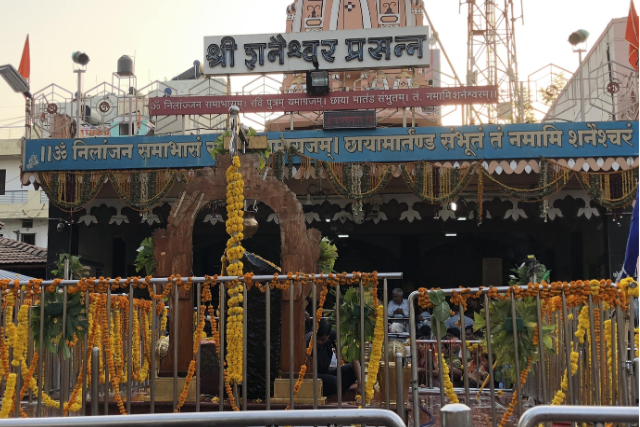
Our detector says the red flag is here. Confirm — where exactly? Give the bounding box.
[626,1,639,71]
[17,35,30,81]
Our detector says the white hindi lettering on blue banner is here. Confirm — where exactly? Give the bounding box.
[23,121,638,172]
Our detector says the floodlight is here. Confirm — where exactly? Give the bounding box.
[568,30,590,46]
[306,69,330,96]
[71,51,90,66]
[0,64,29,94]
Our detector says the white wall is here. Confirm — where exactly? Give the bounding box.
[545,18,637,122]
[1,142,49,248]
[0,218,48,248]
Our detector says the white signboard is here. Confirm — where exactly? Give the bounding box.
[203,26,430,75]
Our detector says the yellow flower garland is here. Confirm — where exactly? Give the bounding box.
[439,352,459,403]
[0,373,16,418]
[11,305,29,367]
[575,306,589,344]
[132,307,141,382]
[364,304,384,404]
[224,155,245,392]
[226,282,244,384]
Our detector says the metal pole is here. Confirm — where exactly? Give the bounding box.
[441,403,473,427]
[104,288,111,415]
[0,409,408,427]
[76,70,83,138]
[242,283,247,411]
[408,292,419,427]
[336,280,342,408]
[127,285,133,414]
[435,318,445,405]
[359,280,366,409]
[150,284,156,414]
[587,295,600,405]
[36,283,44,417]
[561,290,574,404]
[615,306,629,406]
[395,353,404,422]
[517,405,640,427]
[598,300,607,406]
[60,286,68,417]
[289,280,294,410]
[610,312,617,404]
[518,81,525,123]
[383,278,390,409]
[218,281,225,412]
[196,282,201,412]
[311,279,317,410]
[265,283,270,411]
[510,293,523,417]
[81,289,89,416]
[536,295,547,403]
[484,293,497,427]
[427,347,433,389]
[578,50,585,122]
[173,281,179,412]
[91,347,99,416]
[459,303,470,404]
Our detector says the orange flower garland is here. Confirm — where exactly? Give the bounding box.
[498,357,531,427]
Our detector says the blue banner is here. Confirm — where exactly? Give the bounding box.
[23,121,638,172]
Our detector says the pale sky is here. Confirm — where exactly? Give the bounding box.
[0,0,634,135]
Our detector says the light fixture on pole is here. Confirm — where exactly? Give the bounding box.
[306,55,329,96]
[72,51,90,138]
[0,64,30,95]
[568,30,589,122]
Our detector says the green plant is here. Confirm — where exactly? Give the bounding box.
[428,289,449,339]
[51,253,84,280]
[317,237,338,274]
[473,297,554,383]
[30,290,88,360]
[208,127,271,170]
[135,237,157,276]
[327,287,375,362]
[508,258,550,286]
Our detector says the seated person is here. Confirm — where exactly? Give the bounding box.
[305,319,358,398]
[438,328,465,388]
[417,309,432,329]
[388,288,409,319]
[444,304,475,332]
[468,352,490,388]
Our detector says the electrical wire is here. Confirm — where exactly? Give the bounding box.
[409,397,436,427]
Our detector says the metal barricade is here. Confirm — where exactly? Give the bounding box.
[517,405,639,427]
[0,409,406,427]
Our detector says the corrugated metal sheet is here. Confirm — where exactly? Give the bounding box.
[0,269,33,281]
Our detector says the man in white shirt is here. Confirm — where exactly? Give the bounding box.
[388,288,409,318]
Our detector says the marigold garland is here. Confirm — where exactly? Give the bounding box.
[365,304,384,404]
[439,352,459,404]
[0,373,17,418]
[498,357,531,427]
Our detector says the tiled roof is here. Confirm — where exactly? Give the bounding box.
[0,269,33,281]
[0,238,47,265]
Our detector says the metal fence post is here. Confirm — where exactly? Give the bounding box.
[441,403,473,427]
[91,347,99,416]
[395,353,404,422]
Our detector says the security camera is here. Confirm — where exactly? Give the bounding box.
[56,222,65,232]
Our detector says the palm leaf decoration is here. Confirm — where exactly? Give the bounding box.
[317,237,338,274]
[30,290,89,360]
[474,296,555,383]
[135,237,157,276]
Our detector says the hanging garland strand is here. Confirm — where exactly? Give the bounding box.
[401,161,478,203]
[322,161,394,203]
[109,169,176,212]
[574,168,639,209]
[480,158,574,203]
[38,171,106,212]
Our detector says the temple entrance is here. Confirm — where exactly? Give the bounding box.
[152,154,321,381]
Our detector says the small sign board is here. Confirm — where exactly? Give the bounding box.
[323,110,376,129]
[203,26,429,75]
